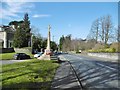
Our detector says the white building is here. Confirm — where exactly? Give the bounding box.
[0,25,15,48]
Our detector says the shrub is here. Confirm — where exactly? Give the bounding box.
[110,42,120,52]
[88,48,116,53]
[92,43,105,50]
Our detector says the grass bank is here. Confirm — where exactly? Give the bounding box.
[1,59,59,89]
[0,52,34,60]
[0,52,16,60]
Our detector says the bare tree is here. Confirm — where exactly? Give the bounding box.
[99,16,105,43]
[104,15,113,45]
[31,26,40,36]
[60,34,72,52]
[112,25,120,43]
[71,39,77,51]
[117,25,120,42]
[88,15,114,45]
[71,38,83,51]
[87,19,99,43]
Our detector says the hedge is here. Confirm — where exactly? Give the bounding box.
[88,48,116,53]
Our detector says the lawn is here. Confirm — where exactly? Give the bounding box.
[1,59,59,90]
[0,52,34,60]
[0,52,16,60]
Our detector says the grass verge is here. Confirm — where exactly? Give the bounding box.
[1,59,59,89]
[0,52,16,60]
[0,52,34,60]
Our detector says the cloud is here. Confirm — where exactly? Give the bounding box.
[1,1,34,20]
[32,14,51,18]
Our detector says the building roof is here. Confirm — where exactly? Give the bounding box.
[0,25,15,33]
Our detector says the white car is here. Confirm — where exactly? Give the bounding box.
[34,52,42,58]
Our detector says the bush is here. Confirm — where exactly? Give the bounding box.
[92,43,105,50]
[88,48,116,53]
[104,48,116,53]
[110,42,120,52]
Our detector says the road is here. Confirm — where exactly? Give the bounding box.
[58,54,120,90]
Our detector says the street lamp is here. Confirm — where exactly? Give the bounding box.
[31,34,33,53]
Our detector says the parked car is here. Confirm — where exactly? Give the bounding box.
[13,53,31,60]
[34,52,43,58]
[76,50,82,53]
[53,52,62,56]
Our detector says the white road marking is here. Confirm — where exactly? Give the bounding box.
[97,63,116,71]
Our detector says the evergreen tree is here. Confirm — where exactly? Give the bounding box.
[51,41,58,51]
[9,21,23,29]
[59,35,64,51]
[59,35,72,51]
[23,13,31,47]
[13,24,26,48]
[40,39,58,51]
[32,35,42,50]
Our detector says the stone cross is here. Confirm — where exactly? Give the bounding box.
[46,25,51,50]
[38,25,54,60]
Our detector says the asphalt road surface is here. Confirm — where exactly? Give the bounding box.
[59,54,120,90]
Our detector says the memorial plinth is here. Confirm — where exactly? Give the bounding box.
[38,25,52,60]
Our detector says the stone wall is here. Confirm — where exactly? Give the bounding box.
[14,48,32,54]
[88,53,119,61]
[0,48,15,53]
